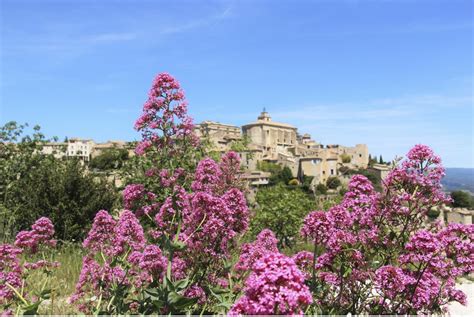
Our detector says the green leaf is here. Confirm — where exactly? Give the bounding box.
[170,241,187,251]
[173,278,190,291]
[22,301,41,315]
[168,292,198,309]
[40,288,52,299]
[343,267,352,278]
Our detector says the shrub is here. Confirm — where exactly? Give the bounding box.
[340,153,351,163]
[450,190,474,208]
[89,148,129,170]
[288,178,299,186]
[298,144,471,315]
[2,73,472,316]
[326,176,341,189]
[250,184,315,248]
[315,183,327,194]
[0,123,119,241]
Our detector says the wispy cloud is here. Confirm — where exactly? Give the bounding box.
[82,32,138,44]
[4,31,139,56]
[160,5,233,34]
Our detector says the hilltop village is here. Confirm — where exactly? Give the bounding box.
[195,110,373,187]
[41,110,384,189]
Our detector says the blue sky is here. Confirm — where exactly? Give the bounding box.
[1,0,473,167]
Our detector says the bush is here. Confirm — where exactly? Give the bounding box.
[450,190,474,208]
[340,154,351,163]
[0,122,119,241]
[89,148,129,170]
[326,176,341,189]
[288,179,299,186]
[250,184,315,248]
[2,73,472,316]
[315,183,327,194]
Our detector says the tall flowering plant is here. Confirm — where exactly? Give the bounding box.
[70,73,249,314]
[297,144,473,315]
[123,73,203,199]
[1,217,59,315]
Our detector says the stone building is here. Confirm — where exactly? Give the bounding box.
[194,121,242,153]
[195,110,370,187]
[242,110,297,159]
[41,142,67,159]
[368,163,391,181]
[66,138,95,162]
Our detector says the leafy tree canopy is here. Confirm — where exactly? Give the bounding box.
[249,184,315,248]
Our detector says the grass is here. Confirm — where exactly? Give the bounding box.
[24,242,84,314]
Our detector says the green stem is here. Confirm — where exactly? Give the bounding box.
[5,283,28,306]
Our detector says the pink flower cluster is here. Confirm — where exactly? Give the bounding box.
[234,229,278,272]
[178,153,249,268]
[14,217,56,253]
[134,73,199,156]
[1,217,58,308]
[191,151,244,194]
[72,210,153,310]
[297,145,473,314]
[122,184,158,217]
[0,244,23,304]
[230,252,312,315]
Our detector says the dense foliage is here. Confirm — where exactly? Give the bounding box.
[250,185,316,248]
[0,122,118,242]
[326,176,342,189]
[450,190,474,208]
[89,148,129,171]
[1,73,473,315]
[256,161,293,185]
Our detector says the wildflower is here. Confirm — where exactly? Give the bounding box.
[230,252,312,315]
[235,229,279,272]
[82,210,116,254]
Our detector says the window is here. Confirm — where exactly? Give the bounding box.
[331,169,334,175]
[359,154,362,157]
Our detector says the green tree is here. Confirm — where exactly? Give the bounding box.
[450,191,474,208]
[229,136,252,155]
[326,176,342,189]
[257,161,282,174]
[0,122,119,241]
[250,185,315,248]
[279,166,294,184]
[90,148,129,170]
[379,155,384,164]
[301,175,314,193]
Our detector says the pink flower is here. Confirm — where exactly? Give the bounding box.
[191,158,222,193]
[139,245,166,277]
[230,252,312,315]
[14,217,56,253]
[184,285,206,305]
[301,210,331,245]
[83,210,116,254]
[375,265,415,299]
[292,250,313,278]
[235,229,279,272]
[113,210,145,255]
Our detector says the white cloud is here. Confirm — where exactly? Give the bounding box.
[160,5,233,35]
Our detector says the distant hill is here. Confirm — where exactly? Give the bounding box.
[442,168,474,194]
